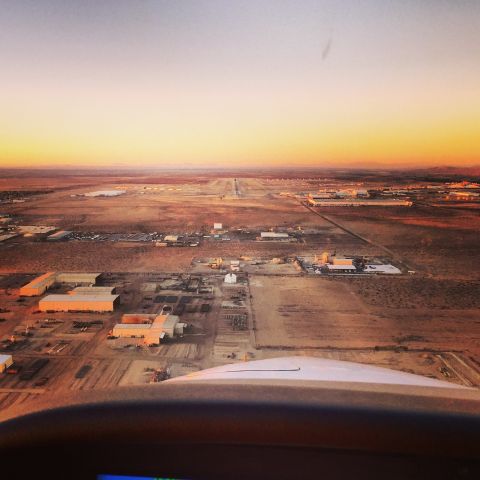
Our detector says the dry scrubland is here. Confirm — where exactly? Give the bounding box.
[4,178,322,237]
[323,207,480,279]
[250,276,480,352]
[0,177,351,271]
[7,194,315,232]
[0,241,320,273]
[250,275,480,386]
[350,277,480,310]
[1,172,480,398]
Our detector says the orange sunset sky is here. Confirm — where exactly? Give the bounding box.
[1,1,479,168]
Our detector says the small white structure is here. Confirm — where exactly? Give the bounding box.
[47,230,72,241]
[213,223,223,230]
[164,235,179,242]
[364,264,402,274]
[260,232,289,239]
[84,190,126,197]
[224,273,237,284]
[355,189,370,198]
[0,354,13,373]
[325,264,356,273]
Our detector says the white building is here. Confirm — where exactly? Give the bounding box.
[213,223,223,230]
[84,190,126,197]
[164,235,179,242]
[224,273,237,284]
[0,354,13,373]
[112,314,186,345]
[325,264,357,273]
[260,232,290,239]
[355,189,370,198]
[47,230,72,241]
[364,264,401,274]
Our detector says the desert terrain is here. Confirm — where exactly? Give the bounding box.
[0,169,479,419]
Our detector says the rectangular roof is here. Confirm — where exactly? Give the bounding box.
[24,272,56,287]
[84,190,126,197]
[70,286,115,294]
[0,354,13,364]
[161,315,180,328]
[364,264,402,274]
[260,232,289,237]
[40,294,119,303]
[56,272,101,281]
[47,230,72,239]
[113,323,151,329]
[326,264,356,270]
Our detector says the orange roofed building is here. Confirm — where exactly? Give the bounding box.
[39,294,119,312]
[19,272,56,296]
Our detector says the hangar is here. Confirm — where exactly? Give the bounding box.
[112,314,187,345]
[19,272,101,296]
[56,272,100,284]
[39,294,119,312]
[19,272,56,296]
[68,286,116,295]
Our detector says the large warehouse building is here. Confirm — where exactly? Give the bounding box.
[20,272,101,296]
[112,314,186,345]
[68,286,115,295]
[19,272,56,296]
[307,195,412,207]
[39,294,119,312]
[56,272,100,284]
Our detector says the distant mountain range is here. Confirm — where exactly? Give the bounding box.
[410,165,480,179]
[409,165,480,177]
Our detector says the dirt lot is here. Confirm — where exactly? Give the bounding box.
[250,275,480,386]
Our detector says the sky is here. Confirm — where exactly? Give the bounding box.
[1,0,479,169]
